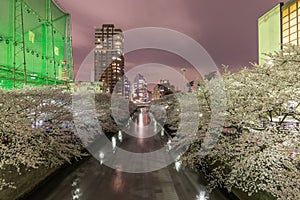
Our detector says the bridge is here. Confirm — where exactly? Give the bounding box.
[134,102,151,108]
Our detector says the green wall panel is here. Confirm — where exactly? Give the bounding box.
[258,4,282,65]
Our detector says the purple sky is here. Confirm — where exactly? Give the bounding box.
[57,0,288,80]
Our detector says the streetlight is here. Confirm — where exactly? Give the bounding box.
[181,68,186,92]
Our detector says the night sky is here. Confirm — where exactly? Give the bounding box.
[56,0,288,81]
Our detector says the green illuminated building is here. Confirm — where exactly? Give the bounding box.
[259,0,300,65]
[258,4,282,65]
[0,0,74,89]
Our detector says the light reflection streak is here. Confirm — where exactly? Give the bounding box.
[196,191,209,200]
[71,177,82,200]
[112,166,124,192]
[175,155,182,172]
[161,128,164,137]
[112,136,116,153]
[167,139,172,151]
[118,130,123,142]
[99,152,105,165]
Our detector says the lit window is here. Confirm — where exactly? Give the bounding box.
[291,39,297,45]
[283,16,289,24]
[290,18,297,26]
[283,8,289,17]
[290,32,297,41]
[290,11,297,19]
[283,36,289,44]
[290,25,297,33]
[290,3,297,12]
[283,29,289,38]
[283,22,289,31]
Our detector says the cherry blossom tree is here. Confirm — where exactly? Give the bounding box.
[0,86,84,190]
[180,45,300,199]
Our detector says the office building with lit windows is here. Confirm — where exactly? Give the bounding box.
[94,24,124,94]
[152,79,175,100]
[123,76,131,99]
[258,0,300,64]
[133,74,148,102]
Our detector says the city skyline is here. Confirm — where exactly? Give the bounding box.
[55,0,289,81]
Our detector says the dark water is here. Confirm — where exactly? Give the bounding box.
[22,108,234,200]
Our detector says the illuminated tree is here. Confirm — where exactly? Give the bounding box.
[180,45,300,199]
[0,87,83,190]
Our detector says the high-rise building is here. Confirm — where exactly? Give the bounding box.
[258,0,300,65]
[152,79,175,100]
[94,24,124,94]
[133,74,148,102]
[123,76,131,99]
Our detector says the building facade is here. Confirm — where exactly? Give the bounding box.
[123,76,130,99]
[258,0,300,64]
[94,24,124,94]
[0,0,74,89]
[281,1,300,46]
[133,74,148,102]
[152,79,175,100]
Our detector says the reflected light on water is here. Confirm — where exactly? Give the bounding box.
[175,156,182,172]
[71,177,82,200]
[112,137,116,153]
[154,120,157,132]
[99,152,105,165]
[137,110,145,145]
[72,188,81,200]
[138,112,143,127]
[167,139,172,151]
[112,166,124,192]
[161,128,164,137]
[137,124,144,145]
[196,191,209,200]
[118,130,123,142]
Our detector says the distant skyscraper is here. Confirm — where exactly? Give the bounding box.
[153,79,175,100]
[133,74,148,102]
[123,76,131,99]
[94,24,124,94]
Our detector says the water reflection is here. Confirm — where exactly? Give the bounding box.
[154,120,157,132]
[99,152,105,165]
[167,139,172,152]
[175,156,182,172]
[136,108,150,144]
[72,188,81,200]
[112,137,116,153]
[136,107,150,127]
[161,128,164,137]
[118,130,123,142]
[71,177,82,200]
[112,166,124,192]
[196,191,209,200]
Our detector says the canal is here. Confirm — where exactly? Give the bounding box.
[22,107,235,200]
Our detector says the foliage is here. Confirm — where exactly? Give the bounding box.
[0,86,84,190]
[181,45,300,199]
